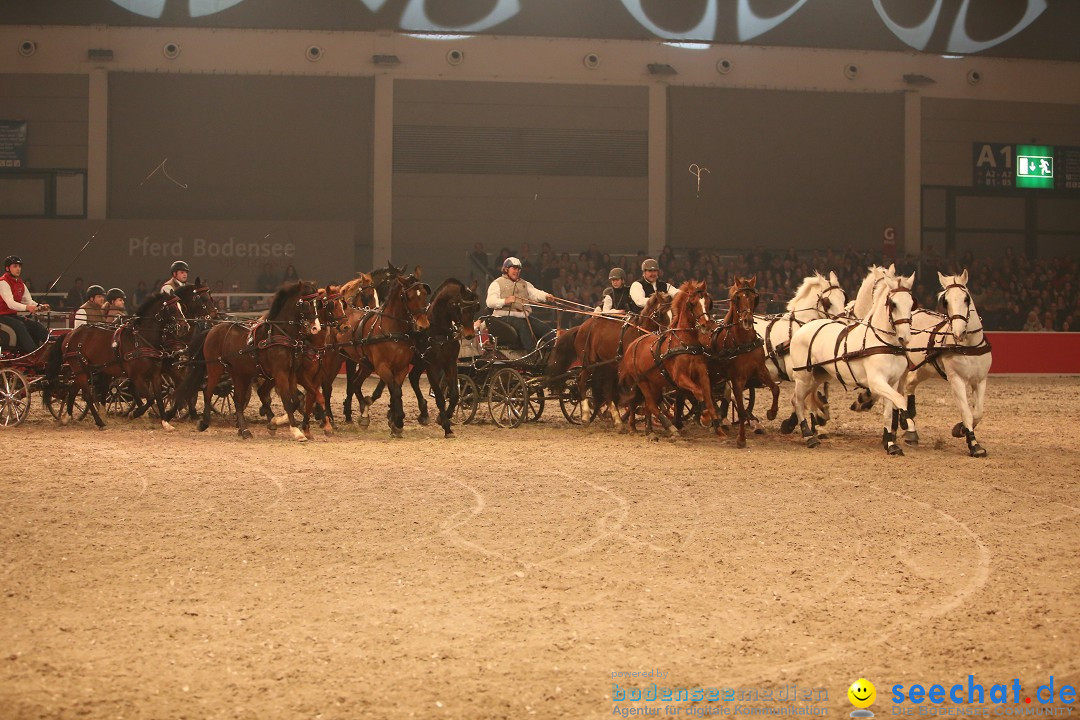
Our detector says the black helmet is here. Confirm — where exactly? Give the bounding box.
[4,255,22,269]
[85,285,106,299]
[170,260,189,274]
[106,288,126,302]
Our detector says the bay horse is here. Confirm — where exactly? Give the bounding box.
[46,292,189,431]
[617,281,717,439]
[789,272,915,454]
[549,291,673,428]
[705,276,780,448]
[167,280,220,419]
[257,285,349,439]
[333,272,430,436]
[896,270,992,457]
[341,265,399,424]
[174,281,322,440]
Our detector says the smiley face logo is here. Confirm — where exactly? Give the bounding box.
[848,678,876,709]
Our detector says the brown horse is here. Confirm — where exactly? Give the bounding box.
[257,285,348,439]
[46,292,190,430]
[166,280,221,419]
[334,273,430,436]
[617,281,717,439]
[549,292,673,427]
[174,281,322,440]
[703,276,780,448]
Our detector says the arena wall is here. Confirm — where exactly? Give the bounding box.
[984,332,1080,375]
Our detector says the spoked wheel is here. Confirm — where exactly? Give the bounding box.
[147,375,177,419]
[559,382,593,425]
[487,368,528,428]
[43,377,89,423]
[525,384,545,423]
[440,374,479,425]
[103,378,136,417]
[210,382,235,417]
[0,368,31,426]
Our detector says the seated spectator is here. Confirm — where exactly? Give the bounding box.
[1022,310,1043,332]
[256,263,279,293]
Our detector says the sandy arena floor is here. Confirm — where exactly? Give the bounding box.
[1,376,1078,719]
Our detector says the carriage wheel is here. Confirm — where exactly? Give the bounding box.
[487,368,528,428]
[147,375,177,419]
[0,368,31,426]
[440,374,479,425]
[559,382,593,425]
[43,377,89,422]
[210,383,235,417]
[103,378,136,417]
[526,384,545,422]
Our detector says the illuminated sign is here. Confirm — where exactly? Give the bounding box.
[1015,144,1054,189]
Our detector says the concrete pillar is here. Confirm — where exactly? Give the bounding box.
[648,83,668,257]
[87,68,108,219]
[904,90,922,258]
[372,74,394,269]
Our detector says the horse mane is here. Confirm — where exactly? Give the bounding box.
[786,273,827,313]
[132,292,169,327]
[641,290,671,315]
[267,281,308,320]
[431,277,464,302]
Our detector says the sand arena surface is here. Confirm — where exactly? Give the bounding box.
[1,376,1078,719]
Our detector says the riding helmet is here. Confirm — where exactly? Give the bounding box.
[502,257,522,270]
[85,284,106,299]
[609,267,626,281]
[170,260,189,274]
[106,287,127,301]
[641,258,660,272]
[4,255,22,269]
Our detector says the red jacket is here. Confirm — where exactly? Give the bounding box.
[0,272,26,316]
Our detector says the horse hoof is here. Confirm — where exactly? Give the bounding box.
[753,427,765,435]
[390,426,403,438]
[417,414,430,426]
[444,430,455,438]
[887,444,905,456]
[198,420,209,432]
[766,410,778,421]
[161,421,175,433]
[951,422,965,438]
[97,424,107,431]
[779,417,796,434]
[816,431,829,440]
[904,431,919,445]
[240,429,253,440]
[736,438,747,449]
[323,428,334,437]
[970,444,987,458]
[358,417,370,428]
[805,436,820,449]
[303,431,314,441]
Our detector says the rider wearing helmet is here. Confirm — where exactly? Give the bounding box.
[73,284,107,328]
[0,255,51,354]
[161,260,189,295]
[105,288,127,323]
[597,267,632,314]
[485,256,555,349]
[629,258,678,310]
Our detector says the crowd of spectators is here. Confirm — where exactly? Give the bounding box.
[468,241,1080,331]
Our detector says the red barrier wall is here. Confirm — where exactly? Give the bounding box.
[985,332,1080,374]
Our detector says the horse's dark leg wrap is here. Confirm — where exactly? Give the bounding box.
[883,416,904,455]
[907,393,917,419]
[800,419,820,448]
[891,408,900,433]
[964,427,987,458]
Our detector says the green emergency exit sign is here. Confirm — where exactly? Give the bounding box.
[1016,144,1054,188]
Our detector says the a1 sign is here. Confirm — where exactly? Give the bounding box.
[973,143,1015,188]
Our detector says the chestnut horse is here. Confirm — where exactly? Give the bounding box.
[333,273,430,436]
[46,292,189,430]
[549,291,673,428]
[703,276,780,448]
[617,281,717,439]
[173,281,322,440]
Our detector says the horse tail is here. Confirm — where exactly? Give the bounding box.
[173,327,210,409]
[547,325,581,386]
[44,336,64,382]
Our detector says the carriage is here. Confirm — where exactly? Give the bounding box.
[452,314,589,428]
[0,322,81,426]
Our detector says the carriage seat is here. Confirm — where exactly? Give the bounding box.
[0,323,16,351]
[482,315,524,350]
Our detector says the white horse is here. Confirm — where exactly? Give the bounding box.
[896,270,992,457]
[789,272,916,455]
[752,272,848,431]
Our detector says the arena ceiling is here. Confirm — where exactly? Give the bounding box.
[2,0,1078,62]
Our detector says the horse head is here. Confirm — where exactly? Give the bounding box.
[320,284,349,334]
[673,280,711,331]
[456,280,481,341]
[639,291,672,331]
[177,279,218,321]
[938,269,973,340]
[344,272,379,309]
[268,281,321,335]
[729,275,759,331]
[393,273,430,331]
[878,272,915,347]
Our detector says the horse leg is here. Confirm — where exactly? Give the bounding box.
[865,368,908,456]
[427,367,452,437]
[730,377,750,448]
[353,363,373,428]
[408,365,429,425]
[637,382,665,441]
[387,372,405,438]
[689,362,717,436]
[791,372,821,449]
[232,374,253,439]
[149,370,175,432]
[945,368,986,457]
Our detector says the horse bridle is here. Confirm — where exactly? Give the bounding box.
[940,282,974,339]
[296,291,322,334]
[817,283,846,319]
[319,291,349,332]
